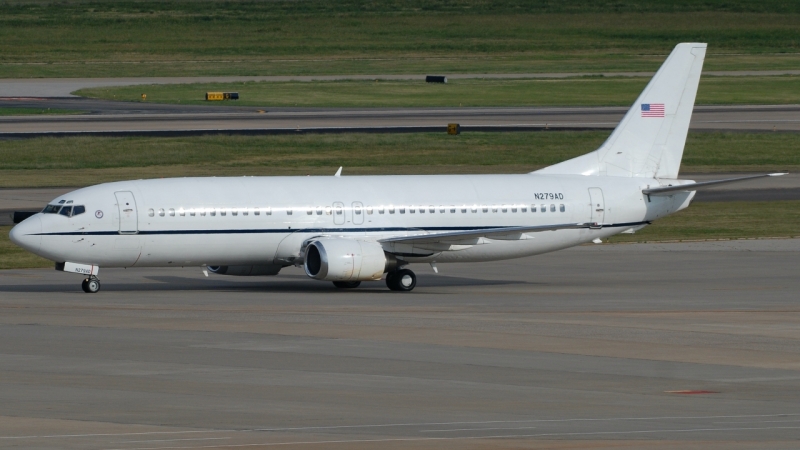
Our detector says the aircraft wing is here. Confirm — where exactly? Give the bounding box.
[379,223,591,250]
[642,173,787,196]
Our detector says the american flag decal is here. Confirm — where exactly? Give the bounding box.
[641,103,665,117]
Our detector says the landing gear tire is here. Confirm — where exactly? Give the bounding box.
[333,281,361,289]
[386,268,416,292]
[81,277,100,293]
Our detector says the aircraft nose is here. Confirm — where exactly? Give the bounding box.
[9,215,42,253]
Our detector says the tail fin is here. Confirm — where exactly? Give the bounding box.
[536,43,706,179]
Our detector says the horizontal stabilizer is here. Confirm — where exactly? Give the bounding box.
[642,173,787,196]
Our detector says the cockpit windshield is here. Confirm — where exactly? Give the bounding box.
[42,203,86,217]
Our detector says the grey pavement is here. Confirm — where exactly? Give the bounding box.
[3,70,800,97]
[0,239,799,449]
[2,102,799,135]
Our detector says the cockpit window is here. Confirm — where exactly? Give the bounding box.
[43,204,86,217]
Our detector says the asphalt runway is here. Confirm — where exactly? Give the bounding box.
[0,239,799,449]
[1,98,800,137]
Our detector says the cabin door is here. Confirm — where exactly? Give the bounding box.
[588,188,605,226]
[115,191,138,234]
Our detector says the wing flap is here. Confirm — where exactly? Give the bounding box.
[379,223,590,248]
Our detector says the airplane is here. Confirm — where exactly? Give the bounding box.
[9,43,786,293]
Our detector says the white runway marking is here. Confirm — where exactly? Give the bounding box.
[420,426,538,432]
[115,438,230,444]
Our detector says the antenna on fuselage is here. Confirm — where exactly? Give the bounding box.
[334,167,343,177]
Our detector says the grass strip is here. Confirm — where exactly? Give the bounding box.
[3,201,798,270]
[606,201,800,243]
[76,76,800,107]
[1,1,800,77]
[0,131,797,188]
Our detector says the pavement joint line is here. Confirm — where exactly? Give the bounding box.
[4,413,798,440]
[98,425,800,450]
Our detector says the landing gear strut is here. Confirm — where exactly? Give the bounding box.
[386,268,416,292]
[81,276,101,293]
[332,281,361,289]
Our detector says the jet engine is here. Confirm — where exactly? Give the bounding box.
[207,265,282,276]
[304,238,396,281]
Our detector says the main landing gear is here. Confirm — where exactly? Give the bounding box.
[386,268,416,292]
[81,276,101,293]
[330,268,418,292]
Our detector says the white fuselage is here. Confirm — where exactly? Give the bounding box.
[12,174,692,269]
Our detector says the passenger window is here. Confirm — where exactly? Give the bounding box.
[210,209,216,217]
[159,208,165,217]
[317,206,324,215]
[148,208,155,217]
[179,208,185,216]
[200,209,206,216]
[355,206,363,215]
[307,208,313,215]
[287,208,293,215]
[232,209,238,216]
[460,206,466,213]
[439,206,445,213]
[560,204,566,212]
[242,209,248,216]
[501,205,507,213]
[73,205,85,216]
[429,206,435,213]
[59,206,72,217]
[190,209,196,217]
[220,209,226,216]
[511,206,517,213]
[531,204,537,212]
[378,206,385,214]
[521,205,527,212]
[492,205,498,213]
[169,208,175,217]
[450,206,456,213]
[541,204,546,213]
[366,206,373,215]
[266,207,272,216]
[253,208,259,216]
[550,204,556,212]
[419,206,425,214]
[471,205,478,213]
[409,206,415,214]
[389,206,395,214]
[399,207,405,214]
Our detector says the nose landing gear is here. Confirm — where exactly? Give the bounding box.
[386,268,416,292]
[81,276,101,293]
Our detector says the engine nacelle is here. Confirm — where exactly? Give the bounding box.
[207,265,282,276]
[304,238,394,281]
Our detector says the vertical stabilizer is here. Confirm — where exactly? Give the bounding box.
[536,43,706,178]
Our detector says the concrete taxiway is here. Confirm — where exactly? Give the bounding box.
[0,238,798,449]
[2,100,799,136]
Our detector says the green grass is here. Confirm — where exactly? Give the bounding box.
[76,75,800,107]
[606,201,800,243]
[3,201,798,270]
[0,107,84,116]
[0,131,796,188]
[0,226,51,269]
[1,1,800,77]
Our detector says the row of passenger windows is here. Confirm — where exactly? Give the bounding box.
[42,200,86,218]
[147,204,567,217]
